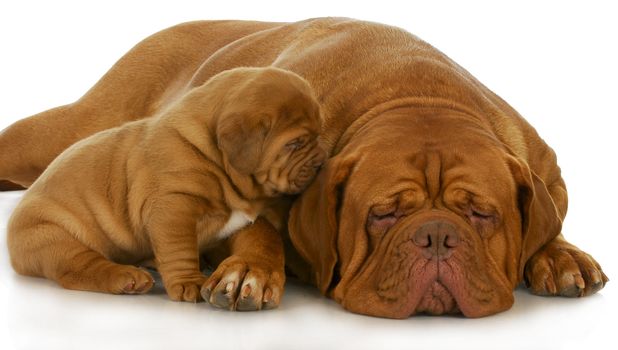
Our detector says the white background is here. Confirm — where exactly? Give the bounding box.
[1,1,617,349]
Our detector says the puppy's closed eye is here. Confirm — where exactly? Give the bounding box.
[285,136,308,152]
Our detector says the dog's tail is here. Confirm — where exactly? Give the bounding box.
[1,121,29,191]
[0,104,78,191]
[0,123,24,191]
[0,180,25,191]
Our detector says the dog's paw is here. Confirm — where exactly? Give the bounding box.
[525,240,608,297]
[164,273,208,302]
[201,255,284,311]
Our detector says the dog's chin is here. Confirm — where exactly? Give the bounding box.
[339,256,514,319]
[414,281,460,315]
[374,260,466,317]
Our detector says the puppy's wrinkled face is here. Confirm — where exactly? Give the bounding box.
[259,127,325,196]
[215,68,325,196]
[290,107,561,318]
[252,81,325,196]
[246,69,325,196]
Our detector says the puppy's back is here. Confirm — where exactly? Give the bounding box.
[8,119,150,259]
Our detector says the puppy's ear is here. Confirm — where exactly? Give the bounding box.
[217,113,268,174]
[288,152,357,295]
[508,156,563,280]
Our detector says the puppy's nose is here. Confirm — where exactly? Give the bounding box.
[412,220,460,259]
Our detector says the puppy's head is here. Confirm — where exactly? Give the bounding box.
[214,67,325,196]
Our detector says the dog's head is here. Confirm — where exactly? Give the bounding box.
[213,67,325,196]
[289,107,562,318]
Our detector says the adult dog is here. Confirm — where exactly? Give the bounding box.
[0,18,607,317]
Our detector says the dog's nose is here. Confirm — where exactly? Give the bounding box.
[412,220,460,259]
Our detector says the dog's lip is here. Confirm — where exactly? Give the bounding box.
[415,280,460,315]
[402,260,464,316]
[370,254,505,318]
[339,255,507,319]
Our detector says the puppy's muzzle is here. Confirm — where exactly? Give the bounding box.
[289,146,326,193]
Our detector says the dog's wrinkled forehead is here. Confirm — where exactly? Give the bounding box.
[347,112,514,205]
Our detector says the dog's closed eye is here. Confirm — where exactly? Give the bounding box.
[466,206,498,237]
[366,205,403,236]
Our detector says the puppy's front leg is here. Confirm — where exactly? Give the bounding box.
[201,217,285,311]
[147,194,207,302]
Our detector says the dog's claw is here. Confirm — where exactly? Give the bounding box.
[525,240,607,297]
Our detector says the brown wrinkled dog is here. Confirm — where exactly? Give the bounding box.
[7,66,325,310]
[1,18,608,317]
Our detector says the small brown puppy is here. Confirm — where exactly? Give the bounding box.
[7,66,325,304]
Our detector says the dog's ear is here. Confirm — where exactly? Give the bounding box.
[288,152,357,295]
[216,112,269,174]
[508,156,563,280]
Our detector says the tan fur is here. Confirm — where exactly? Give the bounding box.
[7,66,324,304]
[0,18,607,316]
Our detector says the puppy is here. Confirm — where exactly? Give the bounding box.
[7,67,325,302]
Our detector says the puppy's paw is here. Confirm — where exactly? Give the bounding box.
[201,255,284,311]
[101,265,155,294]
[165,274,208,302]
[116,267,156,294]
[525,240,608,297]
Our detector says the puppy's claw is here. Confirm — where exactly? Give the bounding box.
[203,255,284,312]
[263,288,273,303]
